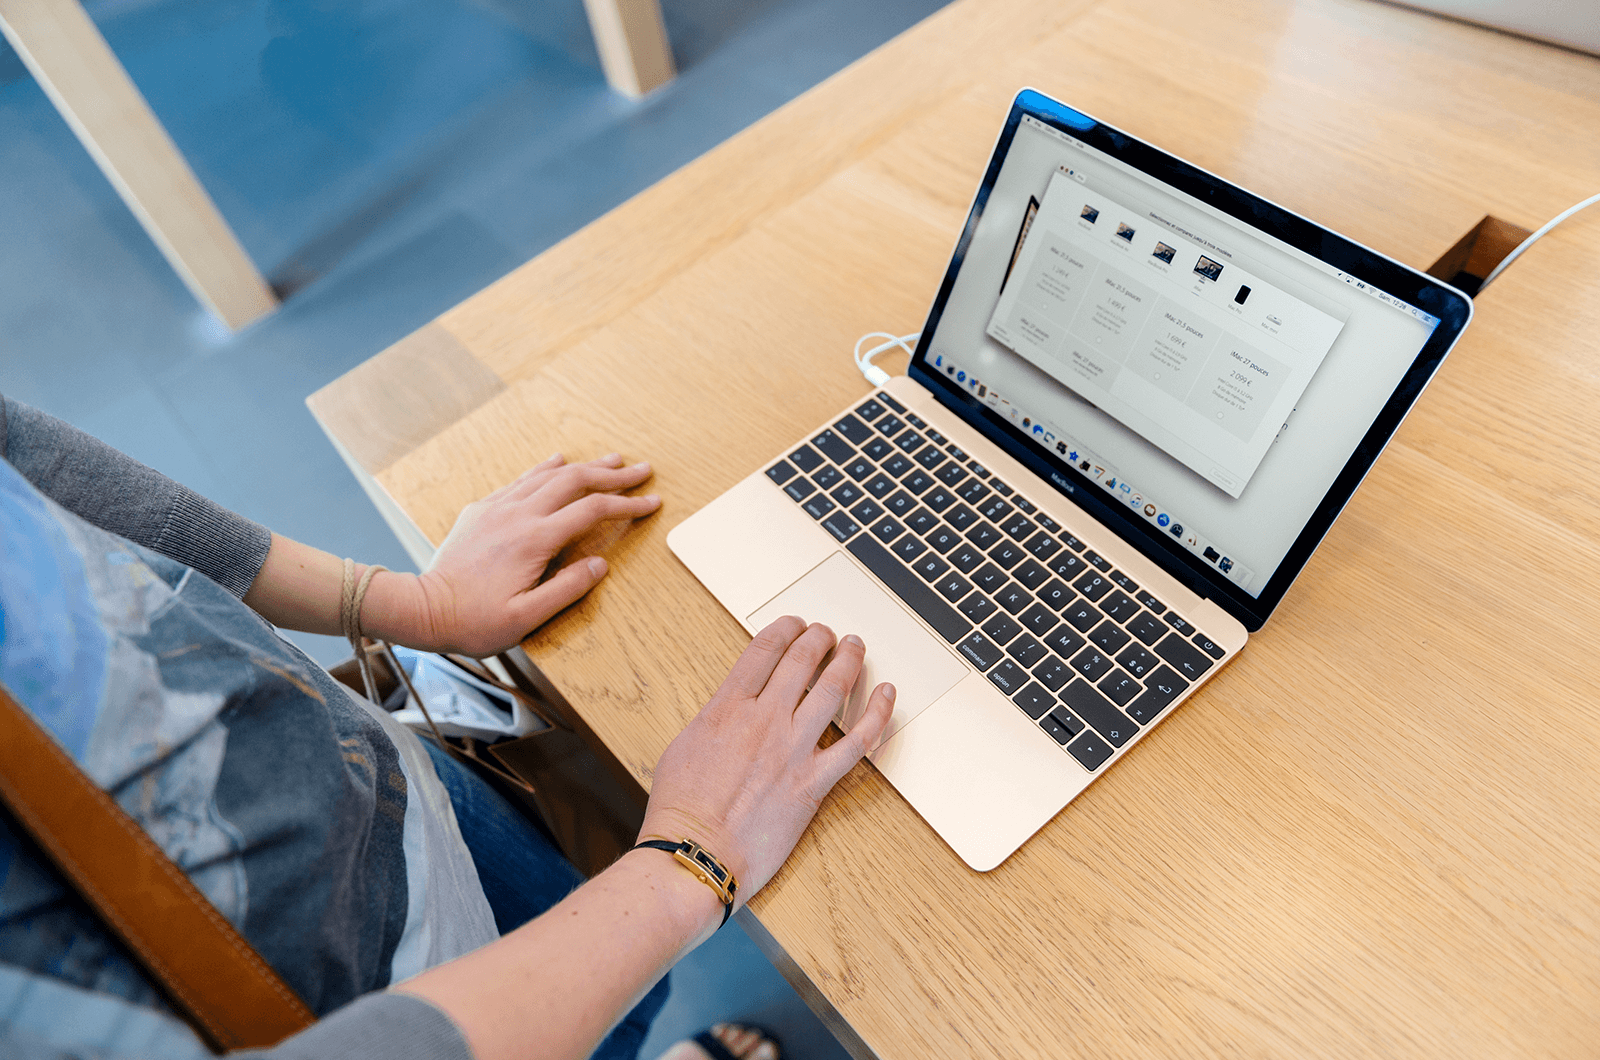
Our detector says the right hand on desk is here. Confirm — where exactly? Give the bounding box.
[639,616,897,907]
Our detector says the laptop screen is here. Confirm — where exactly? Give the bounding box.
[909,91,1472,630]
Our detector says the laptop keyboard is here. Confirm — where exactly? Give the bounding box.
[764,392,1227,773]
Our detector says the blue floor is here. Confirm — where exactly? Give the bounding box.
[0,0,952,1054]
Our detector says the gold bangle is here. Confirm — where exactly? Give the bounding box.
[632,836,739,927]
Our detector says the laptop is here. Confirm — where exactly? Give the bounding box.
[668,89,1472,871]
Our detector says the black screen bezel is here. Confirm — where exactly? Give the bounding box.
[907,89,1473,632]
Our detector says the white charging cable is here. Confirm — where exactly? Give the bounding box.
[1477,191,1600,294]
[854,331,921,386]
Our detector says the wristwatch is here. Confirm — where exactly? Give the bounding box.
[632,837,739,927]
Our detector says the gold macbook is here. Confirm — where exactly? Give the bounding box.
[669,90,1472,870]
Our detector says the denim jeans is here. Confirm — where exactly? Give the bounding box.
[423,740,669,1060]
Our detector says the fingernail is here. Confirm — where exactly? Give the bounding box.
[842,634,864,649]
[883,683,897,701]
[633,461,650,470]
[603,452,621,462]
[548,452,563,462]
[643,494,661,504]
[588,557,608,577]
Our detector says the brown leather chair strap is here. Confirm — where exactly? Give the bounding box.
[0,682,315,1052]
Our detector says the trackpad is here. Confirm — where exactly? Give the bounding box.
[748,552,966,742]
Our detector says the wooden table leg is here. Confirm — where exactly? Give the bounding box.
[580,0,676,97]
[0,0,277,331]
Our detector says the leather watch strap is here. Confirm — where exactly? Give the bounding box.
[0,681,315,1052]
[632,838,738,927]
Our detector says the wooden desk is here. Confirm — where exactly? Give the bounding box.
[309,0,1600,1055]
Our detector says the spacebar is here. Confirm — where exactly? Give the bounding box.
[846,537,971,644]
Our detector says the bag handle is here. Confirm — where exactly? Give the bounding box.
[0,681,315,1053]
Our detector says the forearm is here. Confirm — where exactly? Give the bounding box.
[243,533,434,647]
[394,847,723,1060]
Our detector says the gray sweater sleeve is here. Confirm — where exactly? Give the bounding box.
[0,395,272,598]
[234,993,475,1060]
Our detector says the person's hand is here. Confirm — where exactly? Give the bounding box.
[638,616,897,906]
[403,453,660,655]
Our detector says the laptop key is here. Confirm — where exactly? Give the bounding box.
[935,572,973,603]
[923,487,956,513]
[1089,621,1130,654]
[989,478,1015,497]
[863,437,894,461]
[914,445,945,470]
[1125,666,1188,724]
[1098,670,1141,707]
[1063,601,1100,633]
[906,413,927,429]
[1001,513,1037,541]
[988,660,1028,695]
[1061,679,1138,747]
[1069,647,1113,682]
[981,613,1022,645]
[854,399,886,422]
[1024,532,1061,561]
[965,522,1002,550]
[956,478,991,504]
[1193,633,1226,659]
[1037,514,1061,533]
[1109,570,1139,593]
[995,583,1030,615]
[936,462,968,487]
[1154,633,1213,682]
[894,430,925,454]
[1007,634,1048,668]
[863,472,897,499]
[766,460,797,485]
[913,554,949,582]
[972,563,1007,595]
[978,496,1013,523]
[945,444,968,461]
[1067,731,1114,771]
[1019,603,1057,637]
[1126,611,1166,645]
[869,516,903,544]
[1013,559,1050,591]
[966,460,991,479]
[812,430,856,465]
[833,414,874,447]
[925,527,961,554]
[1074,572,1111,601]
[989,541,1026,570]
[1082,550,1112,572]
[1135,590,1166,615]
[812,465,843,490]
[1031,656,1072,692]
[902,469,935,495]
[1050,553,1086,580]
[851,499,884,525]
[843,457,875,482]
[1039,579,1073,610]
[946,504,979,532]
[926,428,946,445]
[948,544,984,574]
[882,453,915,478]
[1044,706,1086,744]
[877,392,906,413]
[784,479,816,502]
[1099,590,1139,623]
[1164,613,1195,635]
[822,512,860,542]
[874,414,906,437]
[789,444,823,472]
[884,490,915,517]
[1013,496,1036,515]
[830,481,863,507]
[958,593,996,623]
[1012,682,1055,720]
[1044,627,1086,659]
[846,537,970,645]
[1059,531,1086,552]
[804,495,837,520]
[906,508,938,535]
[891,534,926,563]
[1116,644,1157,679]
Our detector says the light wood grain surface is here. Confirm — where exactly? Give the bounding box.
[310,0,1600,1054]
